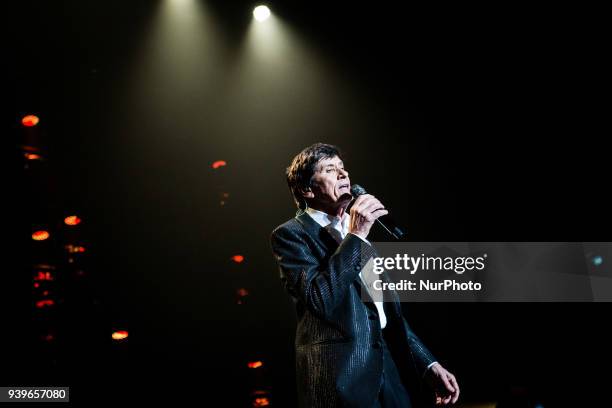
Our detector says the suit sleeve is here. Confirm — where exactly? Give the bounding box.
[384,279,438,377]
[270,225,377,320]
[401,315,437,376]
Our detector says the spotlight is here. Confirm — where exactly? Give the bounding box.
[253,5,271,22]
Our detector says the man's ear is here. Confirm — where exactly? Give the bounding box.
[299,186,315,199]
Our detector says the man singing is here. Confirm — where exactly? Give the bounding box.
[270,143,459,407]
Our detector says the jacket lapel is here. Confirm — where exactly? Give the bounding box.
[295,212,380,314]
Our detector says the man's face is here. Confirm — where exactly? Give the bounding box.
[304,155,352,209]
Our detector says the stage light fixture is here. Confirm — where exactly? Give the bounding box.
[253,5,271,22]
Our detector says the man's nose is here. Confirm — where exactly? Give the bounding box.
[338,168,348,178]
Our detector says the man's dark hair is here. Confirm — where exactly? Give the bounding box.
[286,143,343,210]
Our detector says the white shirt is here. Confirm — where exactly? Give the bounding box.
[305,207,387,329]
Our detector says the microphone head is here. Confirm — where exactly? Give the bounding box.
[350,184,367,197]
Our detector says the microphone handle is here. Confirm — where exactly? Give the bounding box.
[375,215,407,241]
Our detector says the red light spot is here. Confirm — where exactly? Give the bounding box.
[43,291,49,296]
[22,115,39,127]
[43,334,54,342]
[237,288,249,297]
[231,255,245,263]
[32,230,50,241]
[64,216,81,226]
[34,283,40,288]
[36,299,55,308]
[248,361,263,369]
[112,330,129,341]
[212,160,227,169]
[34,271,54,281]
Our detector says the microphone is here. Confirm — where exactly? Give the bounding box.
[350,184,407,241]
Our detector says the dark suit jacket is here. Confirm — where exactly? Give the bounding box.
[270,212,436,408]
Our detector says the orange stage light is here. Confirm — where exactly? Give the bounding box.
[231,255,245,263]
[253,397,270,407]
[22,115,39,127]
[24,153,42,160]
[247,361,263,369]
[32,231,50,241]
[64,215,81,226]
[112,330,129,341]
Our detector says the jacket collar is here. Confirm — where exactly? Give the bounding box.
[295,211,339,250]
[304,207,349,231]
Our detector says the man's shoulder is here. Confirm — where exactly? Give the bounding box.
[271,217,303,239]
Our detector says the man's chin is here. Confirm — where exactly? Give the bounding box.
[338,192,353,203]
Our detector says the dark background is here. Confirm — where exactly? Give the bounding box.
[7,1,609,406]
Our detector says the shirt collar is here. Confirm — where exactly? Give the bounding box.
[305,207,349,230]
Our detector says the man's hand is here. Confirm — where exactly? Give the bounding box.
[348,194,388,240]
[424,363,460,405]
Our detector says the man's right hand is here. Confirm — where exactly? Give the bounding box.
[348,194,388,240]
